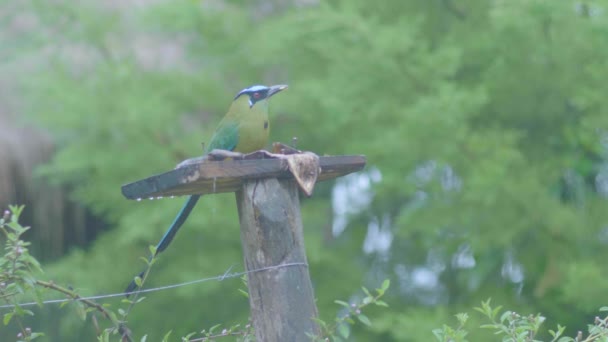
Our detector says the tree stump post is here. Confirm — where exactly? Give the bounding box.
[236,178,319,341]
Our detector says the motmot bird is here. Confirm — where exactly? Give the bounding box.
[125,84,288,294]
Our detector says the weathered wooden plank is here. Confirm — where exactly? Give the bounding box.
[121,155,366,199]
[236,178,320,341]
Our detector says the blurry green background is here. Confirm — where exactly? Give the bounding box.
[1,0,607,340]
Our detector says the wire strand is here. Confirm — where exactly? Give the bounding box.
[0,262,308,310]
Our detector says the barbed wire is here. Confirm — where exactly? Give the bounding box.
[0,262,308,310]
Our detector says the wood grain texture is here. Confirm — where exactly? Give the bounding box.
[121,155,366,199]
[236,178,319,341]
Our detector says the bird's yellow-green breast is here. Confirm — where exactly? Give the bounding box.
[206,84,287,154]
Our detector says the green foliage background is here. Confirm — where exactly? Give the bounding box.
[2,0,608,340]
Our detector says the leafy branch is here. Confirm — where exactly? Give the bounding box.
[182,322,254,342]
[311,279,391,342]
[434,299,608,342]
[0,205,133,341]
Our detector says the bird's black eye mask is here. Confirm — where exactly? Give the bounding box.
[247,89,269,107]
[235,86,269,108]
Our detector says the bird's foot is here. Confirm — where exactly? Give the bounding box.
[240,141,302,160]
[272,142,301,155]
[242,149,290,160]
[207,149,245,161]
[206,149,290,161]
[179,141,303,165]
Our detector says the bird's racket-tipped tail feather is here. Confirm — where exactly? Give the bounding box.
[155,195,201,254]
[124,195,201,296]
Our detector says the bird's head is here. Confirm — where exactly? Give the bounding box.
[233,84,288,109]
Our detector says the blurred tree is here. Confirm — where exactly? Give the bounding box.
[3,0,608,340]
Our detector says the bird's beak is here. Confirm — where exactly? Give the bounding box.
[267,84,288,98]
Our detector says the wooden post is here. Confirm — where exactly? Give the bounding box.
[121,153,366,339]
[236,178,319,341]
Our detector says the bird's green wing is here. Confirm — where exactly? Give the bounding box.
[206,120,239,152]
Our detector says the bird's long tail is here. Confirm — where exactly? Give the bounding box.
[125,195,201,295]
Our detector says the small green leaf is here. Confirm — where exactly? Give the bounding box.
[361,286,371,297]
[161,330,172,342]
[9,205,24,219]
[3,312,13,325]
[381,279,390,291]
[491,305,503,320]
[357,314,372,326]
[208,324,221,334]
[75,302,87,321]
[432,328,444,341]
[334,300,350,308]
[108,311,119,323]
[475,299,492,317]
[374,300,388,307]
[338,323,350,339]
[455,312,468,325]
[121,298,134,305]
[21,309,32,317]
[312,317,328,329]
[134,276,143,287]
[479,324,499,329]
[499,310,512,323]
[556,337,574,342]
[30,332,44,340]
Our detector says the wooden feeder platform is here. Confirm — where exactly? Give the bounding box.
[121,154,366,200]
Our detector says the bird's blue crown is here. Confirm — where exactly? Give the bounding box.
[234,85,268,100]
